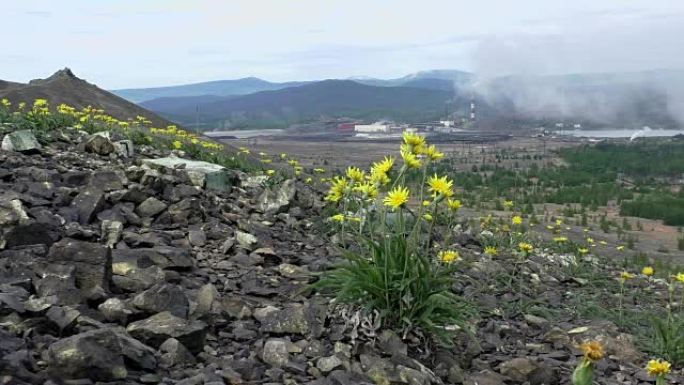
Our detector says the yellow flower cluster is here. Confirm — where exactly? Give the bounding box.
[646,359,671,376]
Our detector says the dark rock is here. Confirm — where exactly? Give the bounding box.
[70,188,105,224]
[132,283,189,318]
[88,170,124,191]
[47,328,155,381]
[83,134,115,155]
[126,311,207,353]
[4,222,58,248]
[136,197,167,218]
[47,239,112,294]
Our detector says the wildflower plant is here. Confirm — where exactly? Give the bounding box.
[572,340,604,385]
[316,133,473,344]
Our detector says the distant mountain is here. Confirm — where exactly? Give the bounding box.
[113,77,309,103]
[352,69,475,91]
[0,68,174,127]
[141,80,459,129]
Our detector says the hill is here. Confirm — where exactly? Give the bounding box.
[0,68,174,127]
[112,77,310,103]
[141,80,458,129]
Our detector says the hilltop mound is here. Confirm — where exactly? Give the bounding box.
[0,68,174,127]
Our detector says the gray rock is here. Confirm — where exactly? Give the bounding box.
[317,355,344,373]
[378,330,407,356]
[47,328,156,381]
[1,130,41,153]
[70,187,105,224]
[262,339,290,367]
[0,199,29,227]
[126,311,207,353]
[98,297,136,324]
[47,239,112,294]
[499,357,538,383]
[255,303,324,336]
[142,157,236,191]
[101,220,123,247]
[83,133,115,155]
[136,197,167,218]
[193,283,219,318]
[188,229,206,247]
[235,231,258,250]
[132,283,189,318]
[114,140,134,157]
[158,337,196,369]
[256,179,296,214]
[89,170,124,191]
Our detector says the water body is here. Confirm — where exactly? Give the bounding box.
[565,129,684,138]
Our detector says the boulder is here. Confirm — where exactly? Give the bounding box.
[132,283,189,318]
[70,187,105,224]
[1,130,41,153]
[46,238,112,293]
[142,157,237,191]
[46,328,156,381]
[158,337,196,369]
[126,311,207,353]
[83,133,115,155]
[256,179,296,214]
[136,197,167,217]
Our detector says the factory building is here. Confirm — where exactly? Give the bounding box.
[354,123,390,133]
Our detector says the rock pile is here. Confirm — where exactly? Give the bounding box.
[0,127,680,384]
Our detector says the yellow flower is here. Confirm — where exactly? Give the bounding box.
[266,169,276,176]
[646,359,671,377]
[422,200,431,207]
[326,176,348,203]
[258,152,268,157]
[424,144,444,161]
[642,266,654,277]
[556,219,563,226]
[616,245,625,252]
[438,250,460,263]
[287,159,299,167]
[369,168,391,185]
[383,186,410,209]
[305,177,313,184]
[427,174,453,197]
[447,199,462,212]
[330,214,345,223]
[401,150,421,169]
[371,156,394,175]
[280,153,287,159]
[579,341,605,361]
[402,131,426,147]
[18,102,26,110]
[620,271,635,281]
[346,166,365,182]
[512,215,523,225]
[518,242,534,253]
[503,200,514,210]
[261,159,272,164]
[172,140,182,149]
[554,236,568,243]
[353,182,378,199]
[422,213,433,221]
[33,98,48,107]
[674,272,684,283]
[578,248,589,255]
[484,246,498,256]
[1,98,10,108]
[314,168,326,173]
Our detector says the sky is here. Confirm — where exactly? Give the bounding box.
[3,0,684,88]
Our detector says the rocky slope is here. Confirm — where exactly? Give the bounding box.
[0,124,682,385]
[0,69,174,127]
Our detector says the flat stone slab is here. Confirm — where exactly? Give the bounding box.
[142,157,235,191]
[2,130,42,153]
